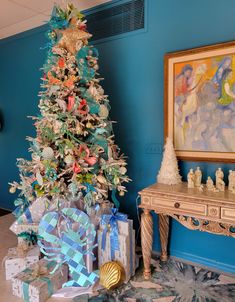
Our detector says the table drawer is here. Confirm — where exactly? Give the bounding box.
[151,197,207,215]
[221,207,235,222]
[208,206,220,219]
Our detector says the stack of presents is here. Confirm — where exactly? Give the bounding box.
[4,200,136,302]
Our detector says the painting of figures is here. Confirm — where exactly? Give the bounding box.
[165,42,235,162]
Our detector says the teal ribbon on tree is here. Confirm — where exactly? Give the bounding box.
[111,189,120,209]
[101,208,128,260]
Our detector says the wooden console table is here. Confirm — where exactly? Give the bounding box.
[139,182,235,279]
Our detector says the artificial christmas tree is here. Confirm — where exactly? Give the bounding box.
[9,4,130,219]
[157,137,181,185]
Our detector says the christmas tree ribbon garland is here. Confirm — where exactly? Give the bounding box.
[38,208,99,287]
[101,208,128,260]
[22,261,55,302]
[111,189,120,209]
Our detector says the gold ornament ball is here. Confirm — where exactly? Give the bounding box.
[119,166,127,175]
[119,191,125,196]
[64,155,74,165]
[99,261,125,290]
[99,105,109,119]
[113,176,120,185]
[86,122,93,128]
[9,187,16,194]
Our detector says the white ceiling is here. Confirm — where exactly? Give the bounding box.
[0,0,110,39]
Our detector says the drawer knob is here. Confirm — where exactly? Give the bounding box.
[174,202,180,209]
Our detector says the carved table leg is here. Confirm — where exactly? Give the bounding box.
[141,209,153,279]
[159,214,169,261]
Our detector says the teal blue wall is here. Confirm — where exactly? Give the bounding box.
[1,0,235,273]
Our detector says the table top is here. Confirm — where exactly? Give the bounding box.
[139,182,235,205]
[0,214,70,302]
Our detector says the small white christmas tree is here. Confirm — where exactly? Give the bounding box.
[157,137,182,185]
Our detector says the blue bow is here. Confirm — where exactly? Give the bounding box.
[13,198,30,219]
[101,208,128,260]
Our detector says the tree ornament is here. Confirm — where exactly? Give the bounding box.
[97,174,107,185]
[36,171,43,186]
[119,167,127,175]
[9,186,16,194]
[67,95,75,111]
[78,99,88,115]
[42,147,54,160]
[157,137,182,185]
[99,104,109,118]
[73,162,81,174]
[64,155,74,165]
[57,18,92,55]
[85,156,97,166]
[86,122,92,128]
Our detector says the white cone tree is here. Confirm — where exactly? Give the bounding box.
[157,137,181,185]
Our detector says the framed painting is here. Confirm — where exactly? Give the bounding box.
[164,41,235,162]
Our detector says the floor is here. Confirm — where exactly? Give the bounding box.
[77,258,235,302]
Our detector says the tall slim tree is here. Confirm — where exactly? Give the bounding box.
[9,4,130,217]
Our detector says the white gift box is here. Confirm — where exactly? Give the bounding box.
[98,219,135,282]
[5,246,40,280]
[12,258,68,302]
[10,220,39,236]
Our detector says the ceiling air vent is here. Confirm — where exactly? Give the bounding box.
[86,0,145,41]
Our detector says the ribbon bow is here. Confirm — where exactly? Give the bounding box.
[101,208,128,260]
[38,208,99,287]
[22,261,55,302]
[30,263,48,279]
[18,231,41,246]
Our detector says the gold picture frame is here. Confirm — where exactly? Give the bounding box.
[164,41,235,163]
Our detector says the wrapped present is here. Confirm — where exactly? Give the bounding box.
[10,197,76,236]
[98,209,135,282]
[12,258,68,302]
[5,245,40,280]
[10,220,39,236]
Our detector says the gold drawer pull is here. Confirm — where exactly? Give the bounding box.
[174,202,180,209]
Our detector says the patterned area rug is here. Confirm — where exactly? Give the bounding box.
[74,258,235,302]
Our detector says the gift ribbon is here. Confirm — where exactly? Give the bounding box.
[101,208,128,260]
[2,245,30,270]
[22,261,55,302]
[38,208,99,287]
[18,231,41,246]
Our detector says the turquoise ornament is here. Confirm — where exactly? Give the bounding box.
[45,167,57,181]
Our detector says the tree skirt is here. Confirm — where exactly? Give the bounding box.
[74,258,235,302]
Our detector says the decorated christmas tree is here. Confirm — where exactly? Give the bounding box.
[157,137,181,185]
[9,4,130,219]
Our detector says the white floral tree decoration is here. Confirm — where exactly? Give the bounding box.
[157,137,181,185]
